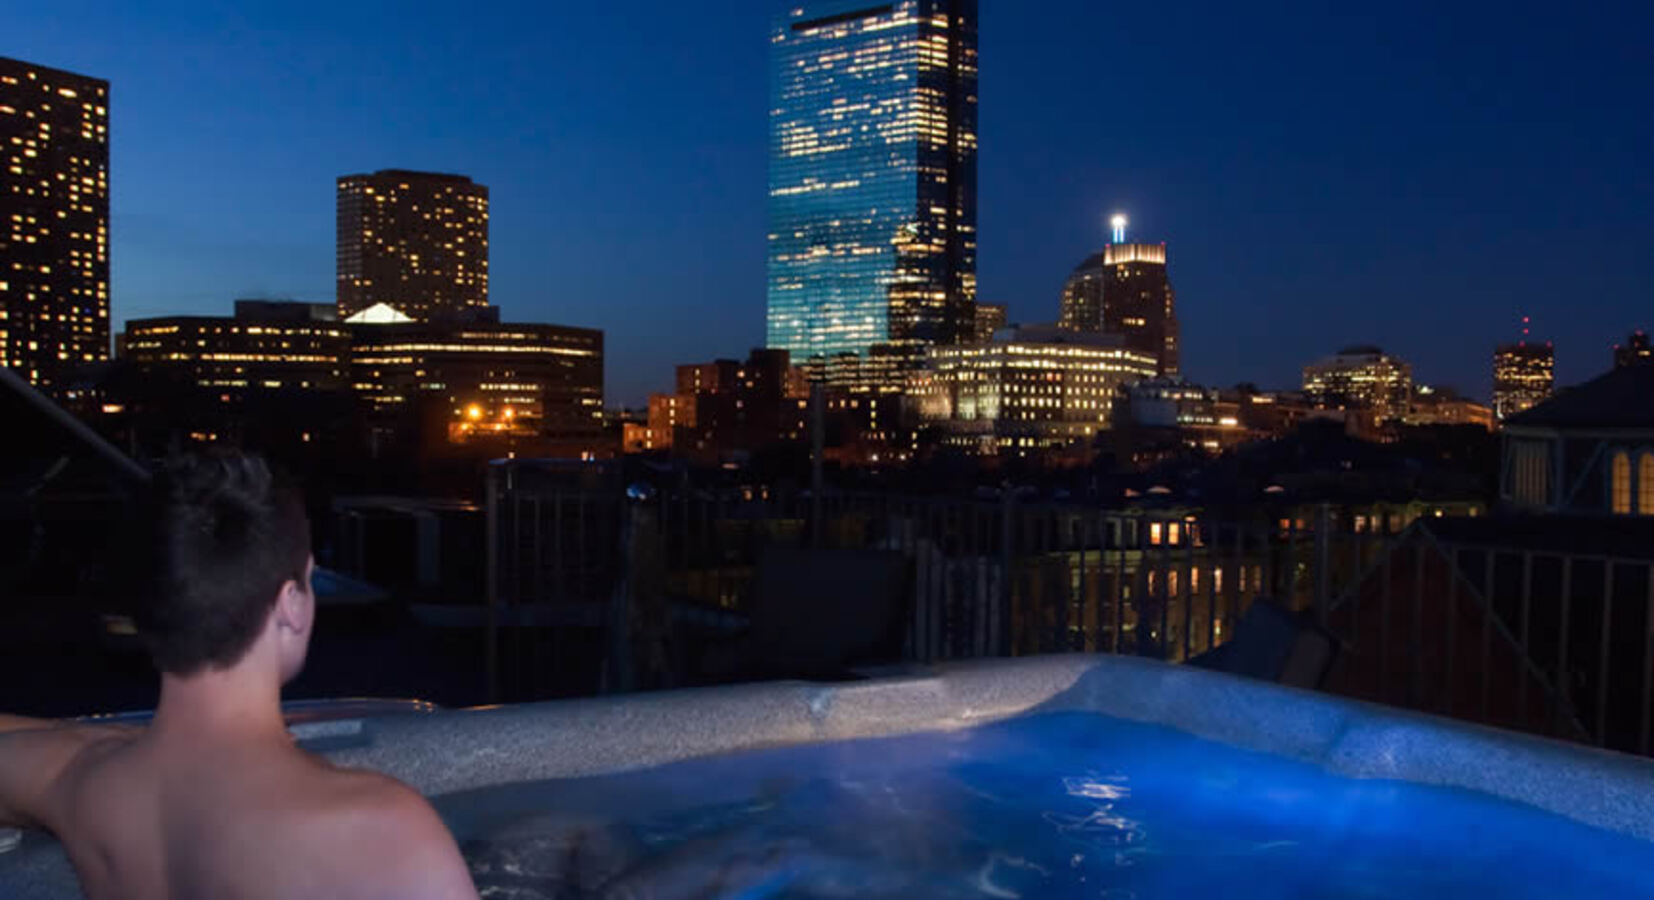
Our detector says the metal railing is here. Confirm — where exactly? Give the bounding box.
[485,469,1390,690]
[1322,531,1654,755]
[479,466,1650,758]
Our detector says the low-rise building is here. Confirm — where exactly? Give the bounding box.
[1502,365,1654,515]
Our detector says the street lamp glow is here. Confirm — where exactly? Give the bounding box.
[1110,214,1127,244]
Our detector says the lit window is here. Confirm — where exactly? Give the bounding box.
[1640,453,1654,515]
[1612,451,1632,515]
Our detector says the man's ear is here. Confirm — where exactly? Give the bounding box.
[274,577,314,637]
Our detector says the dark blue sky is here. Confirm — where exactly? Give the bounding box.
[14,1,1653,405]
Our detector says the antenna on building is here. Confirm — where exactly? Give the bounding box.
[1110,213,1127,244]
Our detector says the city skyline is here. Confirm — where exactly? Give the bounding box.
[7,1,1652,405]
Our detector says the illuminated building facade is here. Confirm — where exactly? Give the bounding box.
[765,0,978,365]
[1493,342,1555,421]
[122,301,349,399]
[909,324,1157,454]
[1614,330,1652,369]
[1101,240,1178,376]
[822,342,926,394]
[1,58,109,393]
[1058,252,1104,333]
[336,170,488,321]
[1302,345,1413,425]
[974,302,1006,342]
[348,305,602,449]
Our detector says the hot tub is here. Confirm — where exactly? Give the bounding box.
[6,655,1654,897]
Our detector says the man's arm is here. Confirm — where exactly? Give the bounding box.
[0,722,89,829]
[0,713,56,736]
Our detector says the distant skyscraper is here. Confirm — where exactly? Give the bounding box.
[974,302,1006,342]
[1493,342,1554,421]
[765,0,978,366]
[1614,330,1652,369]
[336,170,488,321]
[1101,233,1179,377]
[1058,252,1105,333]
[0,58,109,393]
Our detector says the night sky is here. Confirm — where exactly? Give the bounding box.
[12,1,1652,405]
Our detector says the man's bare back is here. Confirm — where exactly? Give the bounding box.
[0,453,478,899]
[4,716,476,900]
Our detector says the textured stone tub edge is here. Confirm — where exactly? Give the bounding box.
[323,654,1654,841]
[325,655,1098,796]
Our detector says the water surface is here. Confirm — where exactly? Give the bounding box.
[435,711,1654,898]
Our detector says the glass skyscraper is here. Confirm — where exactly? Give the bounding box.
[766,0,978,368]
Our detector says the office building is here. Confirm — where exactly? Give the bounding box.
[1058,252,1104,333]
[974,302,1006,342]
[1615,330,1652,369]
[1303,345,1413,425]
[909,324,1157,454]
[336,170,488,321]
[822,343,927,395]
[765,0,978,366]
[348,304,603,450]
[123,301,350,399]
[1,58,109,393]
[1493,341,1555,421]
[1403,385,1495,431]
[1101,236,1179,376]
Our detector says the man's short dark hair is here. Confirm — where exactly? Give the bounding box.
[137,451,311,675]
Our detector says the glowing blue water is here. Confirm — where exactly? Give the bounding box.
[437,712,1654,898]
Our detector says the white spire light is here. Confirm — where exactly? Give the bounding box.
[1110,213,1127,244]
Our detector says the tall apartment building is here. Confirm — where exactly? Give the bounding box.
[336,170,488,321]
[0,58,109,393]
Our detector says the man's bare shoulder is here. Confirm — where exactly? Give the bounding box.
[300,763,479,899]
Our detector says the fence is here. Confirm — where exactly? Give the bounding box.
[479,463,1653,758]
[485,465,1394,691]
[1321,532,1654,757]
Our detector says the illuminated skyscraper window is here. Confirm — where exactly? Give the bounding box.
[766,0,978,367]
[0,57,110,394]
[336,170,489,321]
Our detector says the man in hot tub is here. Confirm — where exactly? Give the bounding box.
[0,451,478,899]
